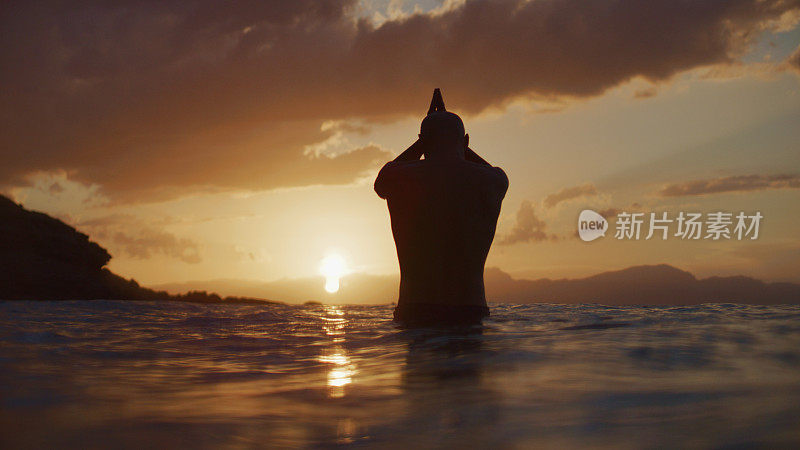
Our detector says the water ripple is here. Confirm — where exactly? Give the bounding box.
[1,300,799,448]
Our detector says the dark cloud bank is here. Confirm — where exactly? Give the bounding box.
[2,0,798,199]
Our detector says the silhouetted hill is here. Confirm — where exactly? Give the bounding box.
[0,195,277,304]
[484,264,800,305]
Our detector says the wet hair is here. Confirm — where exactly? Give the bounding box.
[420,111,465,141]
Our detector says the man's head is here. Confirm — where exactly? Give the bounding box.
[419,111,467,160]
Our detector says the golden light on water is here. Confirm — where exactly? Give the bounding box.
[319,306,356,398]
[320,254,347,293]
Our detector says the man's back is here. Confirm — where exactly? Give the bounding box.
[375,89,508,325]
[376,158,508,319]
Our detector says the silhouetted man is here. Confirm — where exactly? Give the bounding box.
[375,89,508,325]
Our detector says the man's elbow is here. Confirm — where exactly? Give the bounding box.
[374,163,397,199]
[374,178,388,199]
[374,170,390,199]
[493,167,509,194]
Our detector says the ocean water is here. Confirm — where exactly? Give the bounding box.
[1,301,799,449]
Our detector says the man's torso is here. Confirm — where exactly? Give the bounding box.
[376,159,507,307]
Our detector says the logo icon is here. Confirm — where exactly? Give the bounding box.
[578,210,607,242]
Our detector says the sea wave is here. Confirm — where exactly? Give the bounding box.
[1,301,799,448]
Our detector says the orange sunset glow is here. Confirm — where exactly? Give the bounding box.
[1,0,799,304]
[3,2,800,448]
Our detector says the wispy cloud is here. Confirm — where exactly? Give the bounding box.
[497,200,555,245]
[633,86,658,99]
[544,183,598,208]
[658,174,800,197]
[80,215,202,263]
[786,44,800,73]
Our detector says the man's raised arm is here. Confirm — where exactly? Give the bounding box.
[374,140,424,199]
[465,146,490,166]
[393,139,424,162]
[466,141,508,194]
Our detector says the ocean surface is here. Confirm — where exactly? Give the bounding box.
[1,301,799,449]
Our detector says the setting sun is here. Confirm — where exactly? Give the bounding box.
[320,254,347,293]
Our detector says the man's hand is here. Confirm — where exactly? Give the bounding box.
[464,135,490,166]
[393,139,424,162]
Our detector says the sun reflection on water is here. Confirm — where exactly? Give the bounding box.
[318,305,356,398]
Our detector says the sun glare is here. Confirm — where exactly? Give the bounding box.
[320,254,347,293]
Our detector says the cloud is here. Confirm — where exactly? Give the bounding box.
[787,44,800,73]
[633,86,658,99]
[47,182,65,195]
[544,183,598,208]
[597,208,622,219]
[497,200,555,245]
[110,229,201,264]
[658,174,800,197]
[79,215,202,263]
[597,201,647,219]
[2,0,797,199]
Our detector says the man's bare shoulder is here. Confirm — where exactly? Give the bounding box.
[384,160,507,182]
[462,163,508,200]
[463,161,508,185]
[381,160,427,172]
[375,160,427,199]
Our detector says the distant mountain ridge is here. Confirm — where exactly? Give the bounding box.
[156,264,800,305]
[0,195,276,303]
[2,194,797,305]
[484,264,800,305]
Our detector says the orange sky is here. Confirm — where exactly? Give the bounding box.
[3,0,800,296]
